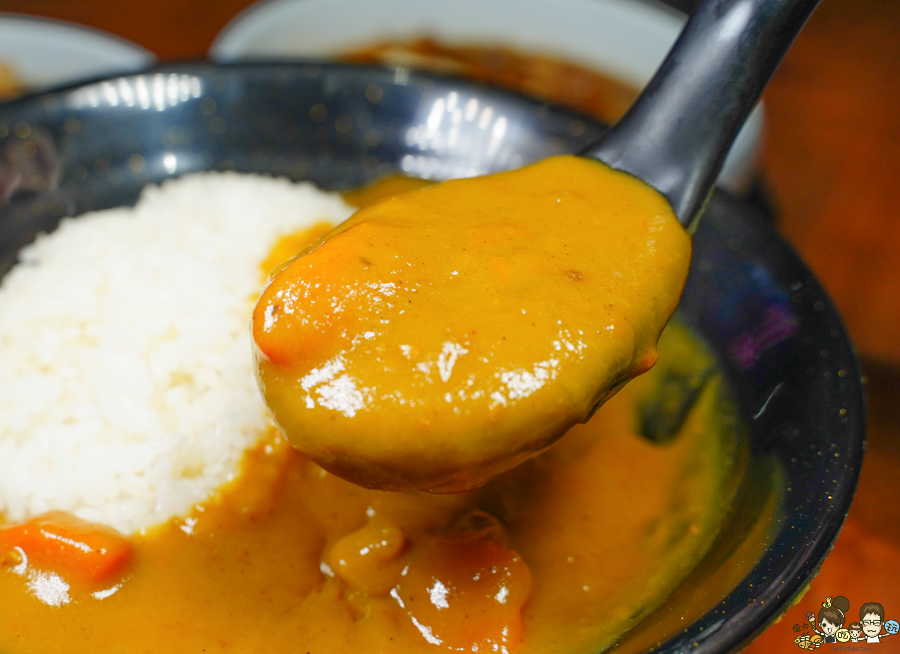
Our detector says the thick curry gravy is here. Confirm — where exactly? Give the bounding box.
[1,179,746,654]
[253,157,692,492]
[0,324,740,654]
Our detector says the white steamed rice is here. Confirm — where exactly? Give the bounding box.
[0,172,353,535]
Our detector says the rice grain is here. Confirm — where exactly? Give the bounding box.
[0,172,352,534]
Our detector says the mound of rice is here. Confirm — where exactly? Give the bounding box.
[0,173,353,535]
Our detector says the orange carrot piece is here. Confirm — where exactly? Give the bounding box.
[0,511,133,586]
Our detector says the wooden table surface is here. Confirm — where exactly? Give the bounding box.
[2,0,899,649]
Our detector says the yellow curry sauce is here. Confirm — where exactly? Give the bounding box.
[1,33,780,649]
[253,156,692,493]
[0,180,743,653]
[0,326,738,654]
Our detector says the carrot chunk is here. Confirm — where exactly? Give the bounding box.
[0,511,133,586]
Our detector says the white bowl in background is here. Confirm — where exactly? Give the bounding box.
[0,13,154,92]
[210,0,764,193]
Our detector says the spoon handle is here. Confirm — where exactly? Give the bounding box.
[584,0,820,229]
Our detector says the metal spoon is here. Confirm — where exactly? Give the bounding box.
[587,0,820,231]
[253,0,822,491]
[601,0,820,443]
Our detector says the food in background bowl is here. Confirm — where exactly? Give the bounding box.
[0,13,153,102]
[210,0,764,192]
[0,63,23,101]
[343,37,639,126]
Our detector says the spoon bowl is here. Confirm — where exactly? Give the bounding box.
[246,0,823,491]
[588,0,820,228]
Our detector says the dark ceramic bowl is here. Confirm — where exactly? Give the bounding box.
[0,62,864,653]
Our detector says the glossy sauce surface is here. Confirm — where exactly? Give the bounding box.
[253,156,692,491]
[0,323,739,654]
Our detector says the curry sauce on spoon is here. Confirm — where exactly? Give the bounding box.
[253,0,819,491]
[252,156,691,491]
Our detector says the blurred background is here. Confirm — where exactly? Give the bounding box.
[1,0,898,649]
